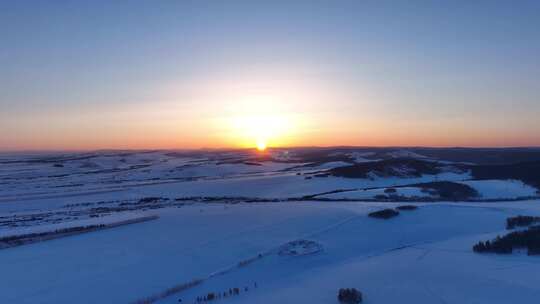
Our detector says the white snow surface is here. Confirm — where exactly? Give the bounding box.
[2,151,540,304]
[2,201,540,304]
[461,179,539,199]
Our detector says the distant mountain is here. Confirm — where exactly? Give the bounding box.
[324,155,540,191]
[266,147,540,165]
[328,158,456,179]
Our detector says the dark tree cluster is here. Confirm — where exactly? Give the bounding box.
[396,205,418,211]
[193,283,257,303]
[384,188,397,194]
[138,197,167,204]
[314,173,330,178]
[473,226,540,255]
[471,160,540,191]
[0,224,106,246]
[338,288,363,304]
[368,208,399,219]
[506,215,540,229]
[415,181,479,200]
[174,196,282,203]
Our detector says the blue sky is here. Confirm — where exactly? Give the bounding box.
[1,1,539,149]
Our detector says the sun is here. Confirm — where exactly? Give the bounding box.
[228,114,291,150]
[256,139,267,151]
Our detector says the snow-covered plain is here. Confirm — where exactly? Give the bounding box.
[462,179,539,200]
[1,150,540,304]
[2,201,540,304]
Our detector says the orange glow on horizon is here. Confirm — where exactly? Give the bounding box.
[1,93,539,151]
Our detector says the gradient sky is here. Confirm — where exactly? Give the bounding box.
[1,0,539,150]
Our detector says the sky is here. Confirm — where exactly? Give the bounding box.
[1,0,539,150]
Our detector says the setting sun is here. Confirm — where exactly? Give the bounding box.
[256,139,267,151]
[225,113,295,149]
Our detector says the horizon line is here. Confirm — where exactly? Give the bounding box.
[2,145,540,154]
